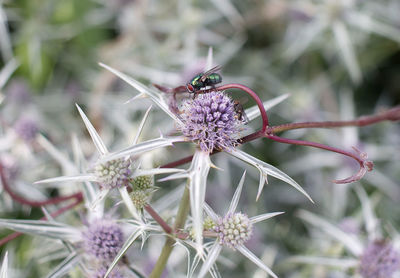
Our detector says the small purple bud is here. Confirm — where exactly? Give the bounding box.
[14,117,39,142]
[94,158,131,189]
[83,219,124,261]
[359,240,400,278]
[214,212,253,249]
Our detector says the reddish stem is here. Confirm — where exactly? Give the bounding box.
[271,106,400,133]
[216,84,269,130]
[144,204,173,234]
[0,163,82,207]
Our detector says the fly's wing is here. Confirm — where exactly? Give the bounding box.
[200,65,222,82]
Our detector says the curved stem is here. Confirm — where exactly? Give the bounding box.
[271,106,400,133]
[264,133,373,183]
[216,83,269,130]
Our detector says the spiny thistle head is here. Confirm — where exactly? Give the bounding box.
[94,158,131,189]
[179,91,243,153]
[14,117,38,142]
[83,219,124,261]
[91,266,123,278]
[130,175,154,191]
[214,212,253,249]
[130,190,150,210]
[359,240,400,278]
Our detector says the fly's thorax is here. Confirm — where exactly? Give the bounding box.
[190,74,204,89]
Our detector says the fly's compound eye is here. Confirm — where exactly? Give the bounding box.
[186,84,194,93]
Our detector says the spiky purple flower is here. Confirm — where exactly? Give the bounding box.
[359,240,400,278]
[214,212,253,249]
[179,91,243,153]
[91,266,123,278]
[14,117,38,142]
[94,158,131,189]
[83,220,124,261]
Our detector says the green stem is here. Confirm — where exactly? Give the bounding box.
[149,182,190,278]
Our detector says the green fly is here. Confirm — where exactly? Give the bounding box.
[186,65,222,96]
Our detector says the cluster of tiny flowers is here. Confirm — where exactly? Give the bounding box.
[14,117,38,142]
[94,158,131,189]
[130,175,154,190]
[359,240,400,278]
[83,220,124,261]
[214,212,253,249]
[91,266,123,278]
[130,189,150,210]
[179,91,243,153]
[129,175,154,209]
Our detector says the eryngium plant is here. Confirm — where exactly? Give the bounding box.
[0,56,399,278]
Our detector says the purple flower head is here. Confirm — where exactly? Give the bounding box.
[179,91,244,153]
[94,158,132,189]
[91,266,123,278]
[359,240,400,278]
[83,219,124,261]
[214,212,253,249]
[14,117,38,142]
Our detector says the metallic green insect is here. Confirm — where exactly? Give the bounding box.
[186,65,222,94]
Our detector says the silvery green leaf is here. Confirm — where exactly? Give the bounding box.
[297,210,363,256]
[89,189,109,211]
[45,252,81,278]
[237,245,277,278]
[100,136,185,163]
[124,92,146,104]
[132,105,152,145]
[105,228,143,278]
[229,149,313,203]
[250,212,284,224]
[0,252,7,278]
[133,167,184,178]
[332,21,361,84]
[37,135,76,175]
[0,9,13,64]
[76,104,109,156]
[35,174,97,186]
[157,171,189,182]
[227,171,246,214]
[246,94,290,122]
[209,0,244,28]
[99,63,183,125]
[198,242,222,278]
[284,19,327,61]
[0,219,80,241]
[119,187,140,220]
[288,256,359,268]
[0,58,18,89]
[348,12,400,44]
[204,203,219,222]
[189,150,211,256]
[354,185,379,239]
